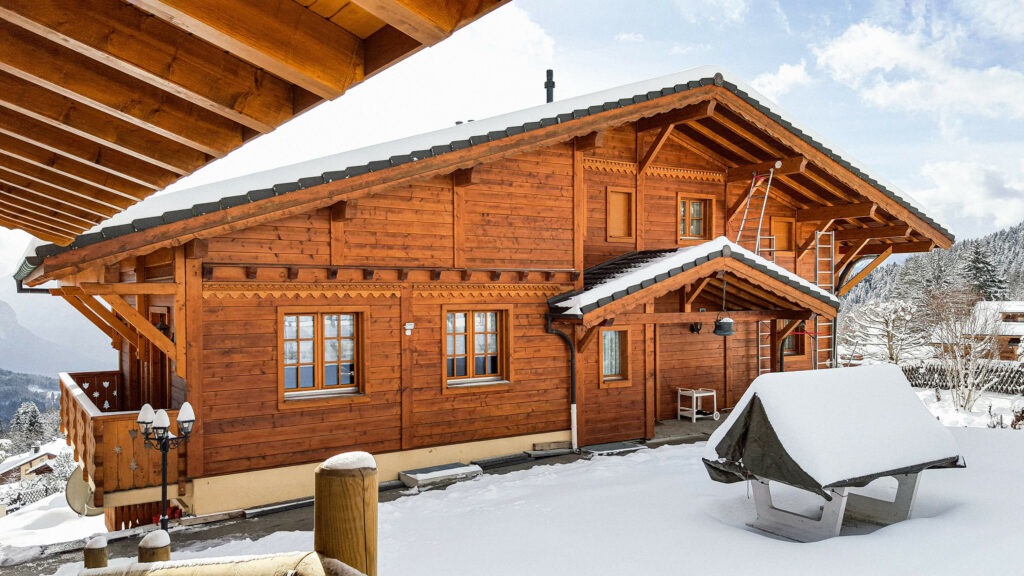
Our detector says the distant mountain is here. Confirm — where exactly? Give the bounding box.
[0,368,58,423]
[0,277,117,376]
[842,220,1024,305]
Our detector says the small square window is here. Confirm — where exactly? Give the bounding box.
[678,195,713,241]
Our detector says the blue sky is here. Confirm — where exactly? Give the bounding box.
[2,0,1023,272]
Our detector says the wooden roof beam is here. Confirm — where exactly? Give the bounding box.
[128,0,365,100]
[0,185,103,226]
[0,172,119,217]
[666,129,728,169]
[0,154,140,207]
[637,100,716,132]
[725,156,807,183]
[0,203,85,236]
[859,241,935,255]
[0,196,91,234]
[0,212,72,244]
[0,22,243,157]
[834,225,911,242]
[0,0,303,134]
[351,0,450,45]
[838,247,893,297]
[0,72,207,175]
[797,202,876,222]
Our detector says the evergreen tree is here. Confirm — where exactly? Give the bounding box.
[7,401,45,454]
[964,242,1007,300]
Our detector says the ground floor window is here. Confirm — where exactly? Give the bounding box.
[280,309,363,397]
[443,306,511,386]
[599,328,631,388]
[781,321,805,356]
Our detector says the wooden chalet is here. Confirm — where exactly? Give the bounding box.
[13,67,953,529]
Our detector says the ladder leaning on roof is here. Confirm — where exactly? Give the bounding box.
[734,165,777,261]
[757,320,773,375]
[812,230,836,369]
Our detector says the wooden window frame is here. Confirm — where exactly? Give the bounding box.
[598,326,632,389]
[676,192,717,244]
[441,303,513,395]
[277,306,370,409]
[780,320,807,357]
[771,216,796,253]
[605,186,635,243]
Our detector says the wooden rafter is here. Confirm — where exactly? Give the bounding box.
[859,241,934,255]
[101,294,177,361]
[838,247,893,296]
[61,287,139,347]
[637,100,716,132]
[797,202,876,222]
[725,156,807,182]
[834,224,911,242]
[835,238,870,278]
[684,278,713,312]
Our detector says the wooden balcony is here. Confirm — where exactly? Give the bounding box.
[59,372,187,508]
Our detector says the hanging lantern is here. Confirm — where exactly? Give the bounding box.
[713,317,734,336]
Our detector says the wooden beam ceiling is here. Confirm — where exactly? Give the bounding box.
[0,0,506,244]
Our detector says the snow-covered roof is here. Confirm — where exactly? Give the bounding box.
[15,65,952,281]
[704,364,961,491]
[549,237,839,317]
[0,449,57,476]
[971,301,1024,337]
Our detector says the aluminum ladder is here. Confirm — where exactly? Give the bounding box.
[757,319,773,374]
[735,168,776,260]
[811,230,835,370]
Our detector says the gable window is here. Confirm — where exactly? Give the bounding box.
[444,307,511,387]
[599,328,631,388]
[771,217,795,252]
[281,309,363,399]
[677,194,714,241]
[606,187,635,242]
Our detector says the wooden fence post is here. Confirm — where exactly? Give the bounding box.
[84,536,108,568]
[138,530,171,563]
[314,452,378,576]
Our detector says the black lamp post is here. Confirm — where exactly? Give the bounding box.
[136,402,194,531]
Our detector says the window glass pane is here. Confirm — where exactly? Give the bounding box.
[299,315,314,339]
[325,340,339,362]
[487,312,497,331]
[474,312,486,333]
[487,334,498,353]
[487,355,499,375]
[284,367,297,389]
[454,313,466,333]
[324,314,338,338]
[455,357,467,377]
[690,201,703,218]
[447,358,455,378]
[299,365,314,388]
[340,363,355,385]
[324,364,338,387]
[455,334,466,355]
[284,315,297,340]
[284,341,298,364]
[474,334,486,355]
[299,340,314,363]
[339,314,354,337]
[602,331,621,377]
[340,339,354,361]
[446,335,454,353]
[689,218,703,237]
[475,356,486,375]
[446,313,455,332]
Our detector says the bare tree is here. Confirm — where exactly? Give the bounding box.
[927,288,1003,411]
[839,299,930,365]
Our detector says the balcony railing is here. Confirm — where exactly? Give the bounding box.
[59,372,187,508]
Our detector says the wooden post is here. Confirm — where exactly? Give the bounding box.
[84,536,108,568]
[314,452,378,576]
[138,530,170,562]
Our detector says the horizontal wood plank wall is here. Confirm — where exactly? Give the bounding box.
[463,146,575,269]
[584,125,636,269]
[207,211,332,265]
[409,296,570,448]
[199,293,403,476]
[578,311,647,446]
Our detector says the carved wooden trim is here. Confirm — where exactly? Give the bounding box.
[202,282,570,299]
[583,157,724,182]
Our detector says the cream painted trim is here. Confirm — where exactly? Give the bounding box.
[189,430,570,515]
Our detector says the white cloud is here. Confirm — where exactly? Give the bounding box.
[614,32,644,43]
[954,0,1024,43]
[771,1,791,34]
[669,43,711,56]
[911,161,1024,236]
[750,60,811,101]
[815,21,1024,120]
[673,0,749,26]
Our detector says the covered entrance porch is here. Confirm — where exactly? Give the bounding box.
[548,238,839,448]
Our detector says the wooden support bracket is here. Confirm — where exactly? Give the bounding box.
[452,167,478,188]
[398,268,409,281]
[573,131,604,151]
[245,266,258,280]
[327,268,339,280]
[490,270,502,282]
[726,156,806,183]
[431,270,443,281]
[363,268,376,281]
[838,247,893,296]
[185,239,208,259]
[287,267,299,280]
[797,202,876,223]
[102,294,177,362]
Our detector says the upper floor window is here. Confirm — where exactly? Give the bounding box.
[444,308,509,386]
[282,311,361,397]
[606,187,635,242]
[678,194,714,241]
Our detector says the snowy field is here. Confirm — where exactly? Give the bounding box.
[4,389,1023,575]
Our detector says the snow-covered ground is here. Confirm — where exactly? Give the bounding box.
[917,388,1023,428]
[11,389,1024,575]
[0,493,104,549]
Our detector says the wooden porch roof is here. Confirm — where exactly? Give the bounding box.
[0,0,505,245]
[16,68,954,285]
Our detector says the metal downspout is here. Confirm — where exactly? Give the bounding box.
[546,315,578,451]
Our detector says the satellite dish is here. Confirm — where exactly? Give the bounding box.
[66,467,103,517]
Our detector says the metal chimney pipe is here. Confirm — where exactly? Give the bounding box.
[545,69,555,103]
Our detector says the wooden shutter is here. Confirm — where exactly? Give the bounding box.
[606,187,633,241]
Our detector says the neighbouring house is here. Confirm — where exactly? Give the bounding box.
[0,446,58,484]
[971,301,1024,360]
[13,67,953,531]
